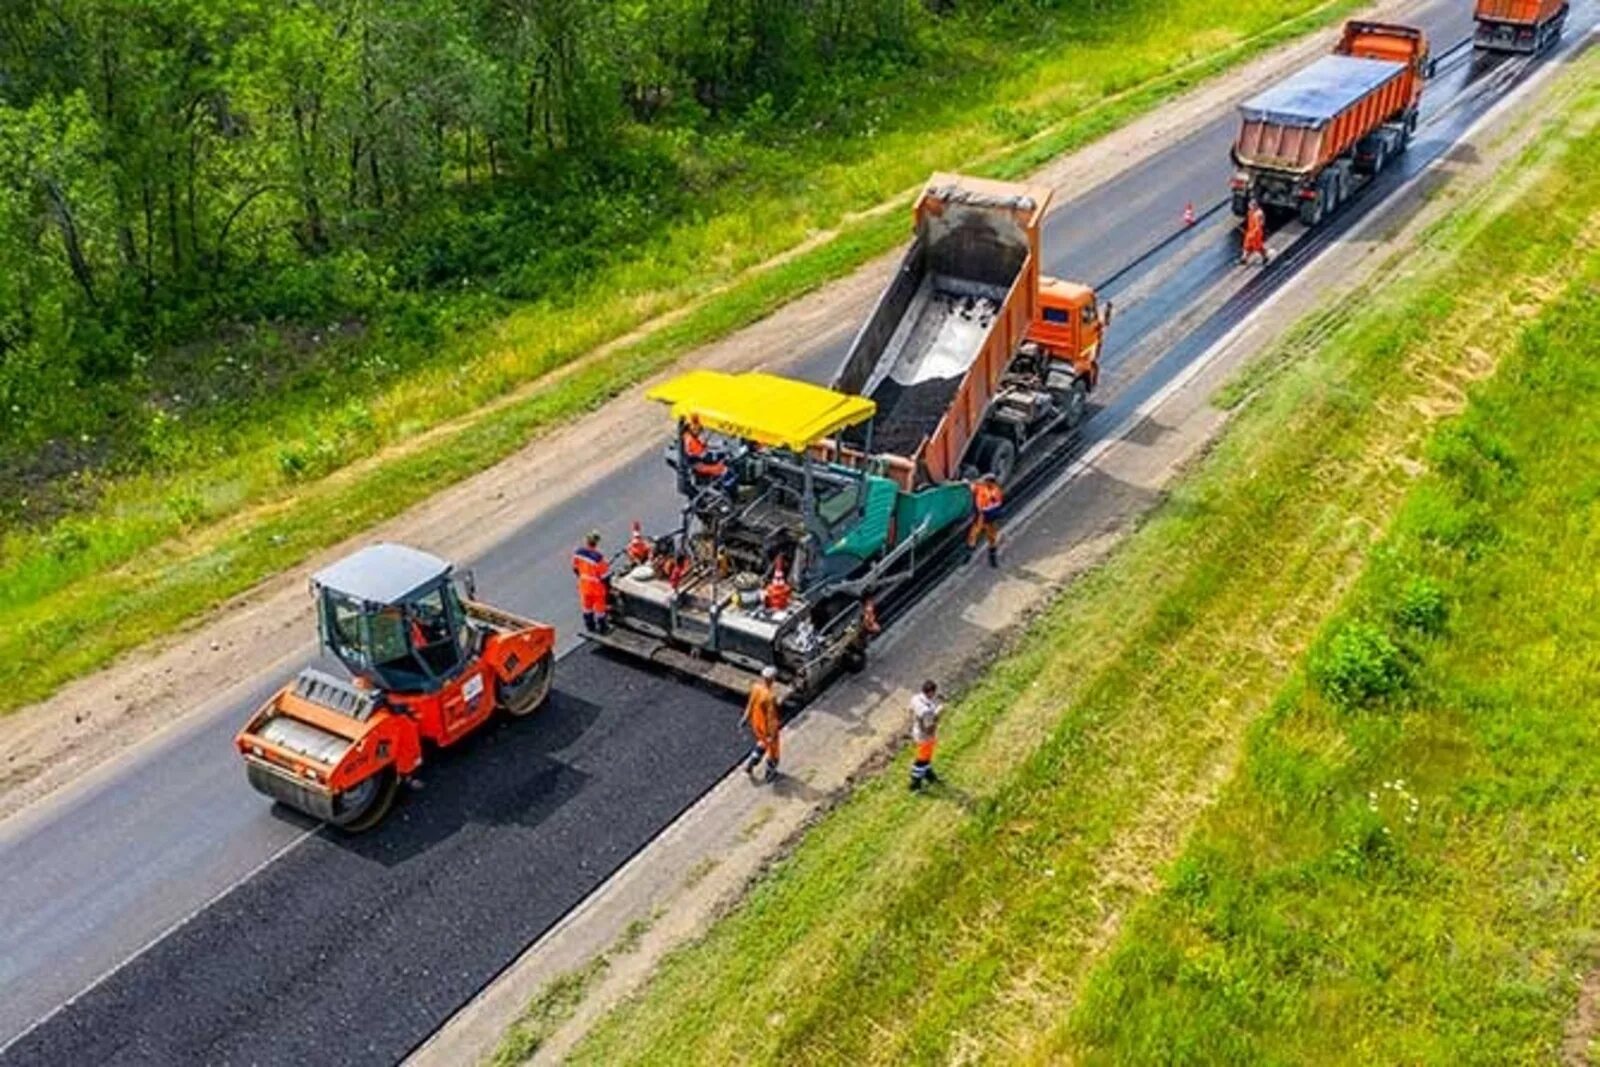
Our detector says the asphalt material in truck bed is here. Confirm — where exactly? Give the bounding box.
[0,648,742,1067]
[868,375,964,458]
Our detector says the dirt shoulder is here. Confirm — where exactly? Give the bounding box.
[0,0,1413,823]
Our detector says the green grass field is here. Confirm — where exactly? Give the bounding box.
[559,50,1600,1066]
[0,0,1361,715]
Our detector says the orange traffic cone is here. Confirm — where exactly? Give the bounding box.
[1183,201,1196,227]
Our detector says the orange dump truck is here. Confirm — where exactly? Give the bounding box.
[1474,0,1567,52]
[828,173,1108,490]
[1231,21,1431,227]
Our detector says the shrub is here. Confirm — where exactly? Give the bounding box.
[1392,576,1447,636]
[1312,620,1407,710]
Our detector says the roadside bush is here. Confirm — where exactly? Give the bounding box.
[1312,620,1407,710]
[1392,576,1448,636]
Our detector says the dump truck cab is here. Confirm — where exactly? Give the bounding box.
[236,543,555,831]
[1027,277,1107,385]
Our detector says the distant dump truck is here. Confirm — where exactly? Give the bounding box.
[1473,0,1567,53]
[1231,20,1431,227]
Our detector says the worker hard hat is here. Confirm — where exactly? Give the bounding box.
[981,472,997,482]
[688,413,702,427]
[761,666,778,680]
[586,530,601,546]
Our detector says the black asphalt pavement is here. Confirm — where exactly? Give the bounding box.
[5,0,1559,1060]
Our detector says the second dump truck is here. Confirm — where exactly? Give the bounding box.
[1231,20,1431,227]
[1473,0,1567,53]
[587,174,1108,700]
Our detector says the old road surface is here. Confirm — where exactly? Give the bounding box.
[1,0,1583,1060]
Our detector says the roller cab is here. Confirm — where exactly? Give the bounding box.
[236,543,555,830]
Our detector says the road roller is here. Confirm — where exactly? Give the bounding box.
[235,543,555,831]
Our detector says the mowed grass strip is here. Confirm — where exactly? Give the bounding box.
[0,0,1362,715]
[563,56,1600,1067]
[1067,161,1600,1067]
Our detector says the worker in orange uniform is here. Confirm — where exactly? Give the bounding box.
[626,521,651,566]
[1240,198,1269,266]
[681,414,731,487]
[909,679,943,792]
[967,472,1004,567]
[742,665,782,782]
[763,565,792,611]
[572,530,611,633]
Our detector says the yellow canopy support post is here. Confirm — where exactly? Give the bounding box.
[647,370,876,451]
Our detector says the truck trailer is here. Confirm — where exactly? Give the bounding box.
[1231,20,1431,227]
[586,174,1108,702]
[1473,0,1567,53]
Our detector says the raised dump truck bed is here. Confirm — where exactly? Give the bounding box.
[833,173,1074,488]
[1231,21,1430,227]
[1474,0,1567,51]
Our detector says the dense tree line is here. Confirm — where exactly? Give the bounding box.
[0,0,939,445]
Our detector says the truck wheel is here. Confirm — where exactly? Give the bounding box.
[1231,192,1249,217]
[974,435,1018,485]
[501,651,554,717]
[1298,192,1323,228]
[1062,377,1089,430]
[331,768,399,833]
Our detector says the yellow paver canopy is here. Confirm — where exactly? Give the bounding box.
[647,371,876,451]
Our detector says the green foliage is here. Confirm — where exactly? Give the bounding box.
[1311,619,1407,710]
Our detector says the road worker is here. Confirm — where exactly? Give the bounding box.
[572,530,612,633]
[626,521,652,566]
[967,472,1004,567]
[763,565,792,612]
[742,665,782,781]
[1240,198,1269,266]
[681,414,731,486]
[909,679,943,792]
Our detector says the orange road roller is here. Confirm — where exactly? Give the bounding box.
[236,543,555,831]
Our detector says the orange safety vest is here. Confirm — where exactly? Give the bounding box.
[1243,207,1266,252]
[973,480,1004,517]
[764,574,792,611]
[572,546,610,612]
[683,426,727,477]
[745,681,779,741]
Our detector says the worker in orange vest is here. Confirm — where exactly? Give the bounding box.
[572,530,611,633]
[1240,198,1269,266]
[909,679,943,792]
[968,472,1004,567]
[626,521,651,566]
[742,665,782,782]
[681,414,730,485]
[763,564,792,611]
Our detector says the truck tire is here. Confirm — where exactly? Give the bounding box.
[972,434,1018,485]
[1231,191,1249,217]
[1061,376,1089,430]
[1298,189,1324,227]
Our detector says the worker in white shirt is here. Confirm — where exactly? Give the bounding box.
[909,679,943,792]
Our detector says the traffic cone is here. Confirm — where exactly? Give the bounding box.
[1183,201,1196,227]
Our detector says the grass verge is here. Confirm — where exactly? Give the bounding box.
[560,50,1600,1066]
[0,0,1364,715]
